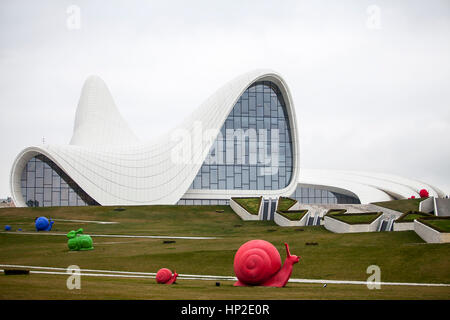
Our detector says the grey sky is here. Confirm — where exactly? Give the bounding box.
[1,0,449,198]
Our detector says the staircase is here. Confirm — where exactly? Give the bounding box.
[260,198,277,221]
[377,215,395,232]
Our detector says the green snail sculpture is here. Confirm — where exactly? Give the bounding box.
[67,228,94,251]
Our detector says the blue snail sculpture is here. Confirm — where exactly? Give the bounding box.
[35,217,54,231]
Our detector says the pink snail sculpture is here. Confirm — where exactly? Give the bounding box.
[233,240,300,287]
[156,268,178,284]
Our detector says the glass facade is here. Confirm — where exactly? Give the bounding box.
[20,155,99,207]
[177,199,230,205]
[190,81,294,191]
[290,186,360,204]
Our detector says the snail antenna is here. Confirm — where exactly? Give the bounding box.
[284,243,291,257]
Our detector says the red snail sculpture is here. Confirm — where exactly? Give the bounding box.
[419,189,429,198]
[156,268,178,284]
[233,240,300,287]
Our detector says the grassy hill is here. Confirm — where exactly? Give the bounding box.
[0,205,449,299]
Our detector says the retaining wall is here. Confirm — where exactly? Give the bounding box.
[414,220,450,243]
[324,214,383,233]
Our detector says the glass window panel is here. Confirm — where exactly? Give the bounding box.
[52,175,60,188]
[226,177,233,189]
[35,193,43,207]
[44,169,52,185]
[201,173,210,188]
[242,99,248,114]
[218,166,226,179]
[35,161,43,177]
[69,191,77,206]
[315,189,321,197]
[36,177,43,188]
[44,188,51,201]
[52,192,60,206]
[26,172,35,188]
[235,174,241,188]
[28,161,35,171]
[256,105,263,117]
[61,188,69,200]
[210,169,218,184]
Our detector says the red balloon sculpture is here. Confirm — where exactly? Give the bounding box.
[419,189,429,198]
[233,240,299,287]
[156,268,178,284]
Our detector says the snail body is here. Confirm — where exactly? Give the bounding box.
[156,268,178,284]
[233,240,299,287]
[35,216,54,231]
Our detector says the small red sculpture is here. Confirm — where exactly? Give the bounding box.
[156,268,178,284]
[419,189,429,198]
[233,240,299,287]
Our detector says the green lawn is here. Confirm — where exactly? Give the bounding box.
[419,218,450,233]
[277,210,308,221]
[277,197,297,211]
[373,198,427,213]
[0,205,449,299]
[396,211,432,223]
[232,197,261,215]
[328,212,382,224]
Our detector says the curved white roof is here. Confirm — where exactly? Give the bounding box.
[10,70,445,207]
[70,75,140,146]
[10,69,301,206]
[299,169,446,203]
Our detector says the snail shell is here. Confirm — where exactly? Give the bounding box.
[233,240,281,285]
[156,268,173,284]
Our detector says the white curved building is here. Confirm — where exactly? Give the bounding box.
[10,70,446,207]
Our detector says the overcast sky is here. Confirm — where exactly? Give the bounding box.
[0,0,449,198]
